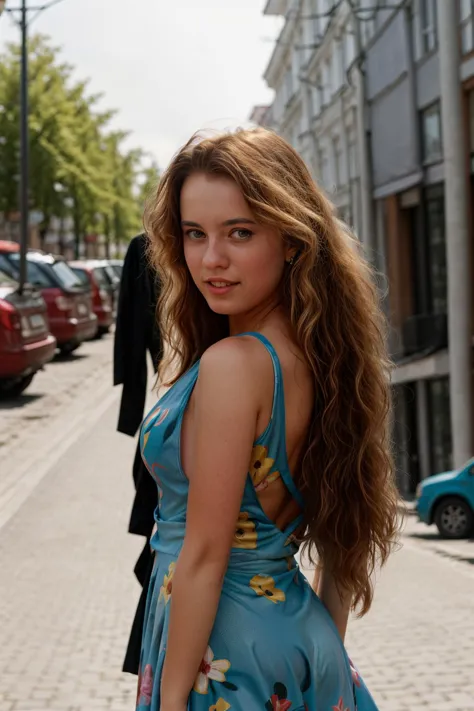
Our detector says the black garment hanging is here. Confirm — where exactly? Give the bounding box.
[113,233,161,675]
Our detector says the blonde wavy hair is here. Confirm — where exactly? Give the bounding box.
[144,127,399,615]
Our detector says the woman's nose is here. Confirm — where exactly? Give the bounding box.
[202,238,229,270]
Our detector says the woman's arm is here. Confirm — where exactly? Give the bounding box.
[312,566,352,642]
[160,340,260,711]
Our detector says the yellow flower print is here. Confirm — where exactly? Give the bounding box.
[249,574,286,604]
[248,445,280,491]
[194,646,231,695]
[249,445,274,485]
[209,700,231,711]
[232,512,258,550]
[159,562,176,604]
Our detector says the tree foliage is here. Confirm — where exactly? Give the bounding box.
[0,34,156,253]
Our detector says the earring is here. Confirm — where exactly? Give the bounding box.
[287,255,295,266]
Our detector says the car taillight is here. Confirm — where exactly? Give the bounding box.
[0,299,21,331]
[55,295,73,311]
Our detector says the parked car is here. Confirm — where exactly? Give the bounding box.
[69,261,114,336]
[0,268,56,397]
[415,458,474,538]
[0,243,97,355]
[82,260,120,318]
[108,259,124,280]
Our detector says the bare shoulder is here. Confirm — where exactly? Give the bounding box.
[197,336,265,400]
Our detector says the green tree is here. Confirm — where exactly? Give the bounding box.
[0,34,156,256]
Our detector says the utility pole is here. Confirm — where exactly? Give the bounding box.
[437,0,473,466]
[19,0,29,293]
[0,0,68,292]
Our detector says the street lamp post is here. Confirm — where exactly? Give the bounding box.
[0,0,67,293]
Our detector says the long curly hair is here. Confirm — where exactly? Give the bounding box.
[144,127,399,615]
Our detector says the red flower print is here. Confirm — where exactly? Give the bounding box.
[332,697,349,711]
[137,664,153,705]
[348,658,361,688]
[270,695,292,711]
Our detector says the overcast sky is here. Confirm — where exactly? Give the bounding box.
[0,0,282,169]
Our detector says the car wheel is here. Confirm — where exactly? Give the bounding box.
[434,497,474,539]
[59,343,80,356]
[0,373,35,398]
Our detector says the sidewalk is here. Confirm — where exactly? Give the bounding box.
[1,384,473,710]
[0,391,141,711]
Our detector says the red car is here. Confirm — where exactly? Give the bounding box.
[0,242,97,355]
[69,260,114,336]
[0,268,56,397]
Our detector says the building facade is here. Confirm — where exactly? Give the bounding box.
[257,0,474,495]
[367,0,474,494]
[261,0,364,235]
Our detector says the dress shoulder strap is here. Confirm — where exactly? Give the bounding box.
[237,331,304,509]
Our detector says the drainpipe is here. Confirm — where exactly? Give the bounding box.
[351,10,375,260]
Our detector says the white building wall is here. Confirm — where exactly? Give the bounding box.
[262,0,371,236]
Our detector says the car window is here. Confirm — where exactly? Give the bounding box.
[103,265,119,285]
[92,267,109,287]
[71,267,90,286]
[51,260,82,288]
[0,268,17,287]
[0,254,17,278]
[8,254,54,287]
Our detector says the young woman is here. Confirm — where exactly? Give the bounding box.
[136,128,399,711]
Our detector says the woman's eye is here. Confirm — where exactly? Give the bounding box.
[186,229,205,240]
[231,228,253,241]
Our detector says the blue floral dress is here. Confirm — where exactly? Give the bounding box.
[136,332,379,711]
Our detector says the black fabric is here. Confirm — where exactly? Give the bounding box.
[129,441,157,540]
[122,548,155,675]
[114,233,162,676]
[114,233,162,437]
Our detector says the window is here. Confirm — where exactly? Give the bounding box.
[421,103,442,163]
[51,261,82,289]
[8,255,54,288]
[284,66,294,104]
[344,24,356,69]
[425,186,447,314]
[428,378,452,475]
[322,58,331,105]
[332,136,344,188]
[311,0,320,40]
[359,0,376,46]
[311,78,321,116]
[420,0,437,55]
[319,0,330,36]
[320,148,331,188]
[460,0,474,54]
[348,130,358,178]
[469,90,474,160]
[71,267,90,286]
[333,38,344,89]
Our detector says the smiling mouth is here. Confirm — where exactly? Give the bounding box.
[205,280,238,287]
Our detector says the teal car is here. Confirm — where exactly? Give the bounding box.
[415,458,474,538]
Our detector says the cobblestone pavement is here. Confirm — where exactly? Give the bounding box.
[0,334,116,530]
[0,346,473,710]
[0,386,141,711]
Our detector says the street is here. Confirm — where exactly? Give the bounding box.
[0,336,473,711]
